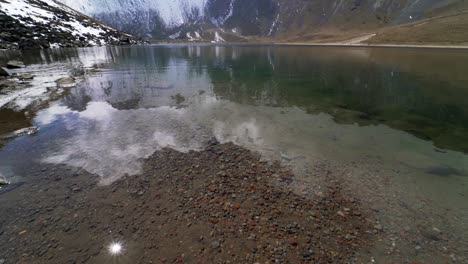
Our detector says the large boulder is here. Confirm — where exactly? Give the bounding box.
[6,60,25,69]
[56,77,76,88]
[17,73,34,81]
[0,68,9,77]
[18,38,43,50]
[0,177,9,187]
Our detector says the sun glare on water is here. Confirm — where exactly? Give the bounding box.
[108,242,123,256]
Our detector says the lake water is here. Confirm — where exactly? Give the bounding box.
[1,45,468,262]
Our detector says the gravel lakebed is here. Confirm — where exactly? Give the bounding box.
[0,140,375,263]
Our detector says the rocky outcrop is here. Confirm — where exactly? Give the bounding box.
[6,61,24,69]
[0,0,144,50]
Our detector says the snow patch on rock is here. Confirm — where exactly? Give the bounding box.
[0,0,139,49]
[212,31,225,43]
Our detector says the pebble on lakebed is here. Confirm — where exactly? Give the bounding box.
[0,140,374,263]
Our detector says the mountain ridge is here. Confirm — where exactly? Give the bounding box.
[55,0,468,45]
[1,0,467,47]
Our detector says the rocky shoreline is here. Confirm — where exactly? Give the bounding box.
[0,56,81,146]
[0,140,375,263]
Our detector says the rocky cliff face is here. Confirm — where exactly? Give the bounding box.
[55,0,467,41]
[0,0,142,50]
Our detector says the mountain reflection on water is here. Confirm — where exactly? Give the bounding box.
[51,45,468,152]
[1,45,467,183]
[0,45,468,182]
[1,45,468,262]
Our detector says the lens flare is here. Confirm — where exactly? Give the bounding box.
[108,242,123,256]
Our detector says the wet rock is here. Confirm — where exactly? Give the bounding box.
[434,148,447,154]
[210,241,221,249]
[17,73,34,81]
[46,86,58,92]
[70,66,85,77]
[6,60,25,69]
[373,224,383,231]
[2,127,39,140]
[15,126,39,136]
[288,238,298,246]
[55,77,76,88]
[0,68,9,77]
[302,249,314,260]
[423,228,443,241]
[280,152,292,161]
[0,177,9,187]
[425,166,461,177]
[119,36,131,45]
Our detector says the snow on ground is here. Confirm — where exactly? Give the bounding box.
[212,31,226,43]
[169,31,181,40]
[268,12,280,36]
[211,0,235,26]
[186,32,202,41]
[1,0,54,25]
[57,0,207,28]
[0,0,120,46]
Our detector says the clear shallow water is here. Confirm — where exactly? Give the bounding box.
[1,45,468,262]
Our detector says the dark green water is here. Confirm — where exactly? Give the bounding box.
[5,45,468,152]
[1,45,468,262]
[197,46,468,153]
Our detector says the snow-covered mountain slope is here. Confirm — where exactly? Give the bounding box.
[55,0,468,41]
[59,0,206,28]
[0,0,141,50]
[56,0,275,39]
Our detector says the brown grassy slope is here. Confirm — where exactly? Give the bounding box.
[366,11,468,45]
[275,0,468,46]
